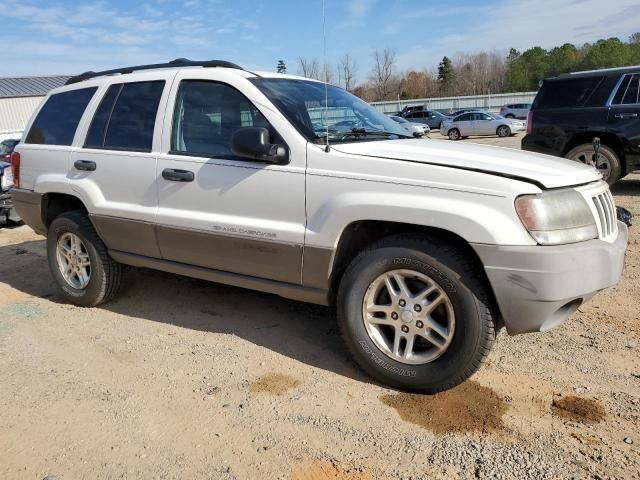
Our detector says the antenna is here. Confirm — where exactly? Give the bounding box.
[322,0,330,153]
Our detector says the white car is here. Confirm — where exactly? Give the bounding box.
[11,59,628,393]
[500,103,531,119]
[440,112,525,140]
[390,115,429,137]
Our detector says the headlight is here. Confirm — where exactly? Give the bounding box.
[515,189,598,245]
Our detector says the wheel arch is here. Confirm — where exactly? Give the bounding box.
[325,220,503,328]
[562,132,626,173]
[42,192,88,229]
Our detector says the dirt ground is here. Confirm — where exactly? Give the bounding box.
[1,134,639,480]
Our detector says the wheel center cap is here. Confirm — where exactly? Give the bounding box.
[400,310,414,323]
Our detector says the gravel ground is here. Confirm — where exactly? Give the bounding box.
[0,134,638,480]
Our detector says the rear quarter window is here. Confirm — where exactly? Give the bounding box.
[25,87,97,145]
[534,77,603,109]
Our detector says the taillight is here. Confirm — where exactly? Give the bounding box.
[10,151,20,188]
[526,111,533,135]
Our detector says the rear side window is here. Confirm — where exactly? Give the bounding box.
[613,74,640,105]
[25,87,97,145]
[535,77,602,108]
[85,81,165,152]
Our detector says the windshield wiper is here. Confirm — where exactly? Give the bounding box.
[316,128,411,142]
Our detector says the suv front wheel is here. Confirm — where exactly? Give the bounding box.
[565,143,622,186]
[337,235,495,393]
[47,211,122,307]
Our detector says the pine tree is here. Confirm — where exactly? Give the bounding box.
[277,60,287,74]
[437,56,454,94]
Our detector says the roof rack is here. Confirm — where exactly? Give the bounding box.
[65,58,244,85]
[557,65,640,78]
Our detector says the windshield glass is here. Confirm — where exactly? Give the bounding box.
[251,78,410,143]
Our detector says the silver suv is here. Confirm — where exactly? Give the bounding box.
[10,59,628,393]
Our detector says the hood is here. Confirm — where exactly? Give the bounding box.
[331,139,601,189]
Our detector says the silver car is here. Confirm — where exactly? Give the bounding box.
[440,112,525,140]
[500,103,531,119]
[390,116,429,137]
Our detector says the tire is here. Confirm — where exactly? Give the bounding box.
[497,125,511,138]
[47,210,122,307]
[565,143,622,186]
[448,128,461,141]
[337,235,495,393]
[505,114,515,119]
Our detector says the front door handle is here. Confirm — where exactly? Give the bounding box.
[162,168,194,182]
[614,113,638,119]
[74,160,96,171]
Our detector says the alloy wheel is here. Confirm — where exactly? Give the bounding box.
[362,269,455,365]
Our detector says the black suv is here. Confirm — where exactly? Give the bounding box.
[523,66,640,185]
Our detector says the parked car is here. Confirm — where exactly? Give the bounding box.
[500,103,531,119]
[390,115,429,137]
[523,66,640,185]
[402,110,450,129]
[12,58,628,393]
[440,112,525,140]
[396,105,425,117]
[0,139,21,225]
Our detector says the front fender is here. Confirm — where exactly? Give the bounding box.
[305,188,536,249]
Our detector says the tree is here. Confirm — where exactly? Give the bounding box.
[339,53,358,91]
[277,60,287,74]
[370,49,397,100]
[437,56,454,94]
[297,57,321,80]
[630,32,640,44]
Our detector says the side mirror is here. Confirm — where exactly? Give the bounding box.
[230,127,287,164]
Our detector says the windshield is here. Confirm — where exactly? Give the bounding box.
[251,78,410,143]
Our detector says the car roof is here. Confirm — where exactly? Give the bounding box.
[56,59,323,94]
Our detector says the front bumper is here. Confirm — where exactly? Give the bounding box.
[472,221,629,335]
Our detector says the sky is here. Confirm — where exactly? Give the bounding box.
[2,0,640,79]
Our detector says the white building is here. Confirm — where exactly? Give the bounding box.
[0,76,70,141]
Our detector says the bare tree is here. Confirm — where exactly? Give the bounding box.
[339,53,358,91]
[370,49,397,101]
[297,57,321,80]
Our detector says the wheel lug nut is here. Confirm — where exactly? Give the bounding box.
[401,325,409,333]
[399,300,406,307]
[414,304,422,312]
[391,312,398,320]
[416,321,424,329]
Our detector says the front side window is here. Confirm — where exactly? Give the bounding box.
[85,81,165,152]
[251,78,409,143]
[171,80,271,157]
[26,87,97,145]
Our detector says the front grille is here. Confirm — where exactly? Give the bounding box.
[591,190,617,241]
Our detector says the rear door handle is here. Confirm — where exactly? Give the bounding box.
[74,160,96,171]
[614,113,638,119]
[162,168,194,182]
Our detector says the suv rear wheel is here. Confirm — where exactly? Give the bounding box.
[47,211,122,307]
[565,143,622,186]
[337,235,495,393]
